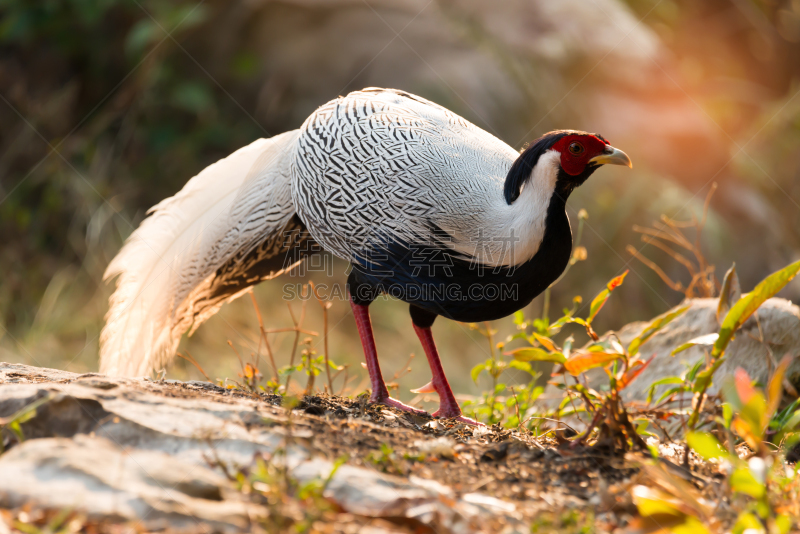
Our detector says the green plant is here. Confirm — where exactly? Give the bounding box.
[216,285,343,398]
[530,508,595,534]
[670,260,800,429]
[463,321,542,426]
[240,452,347,534]
[0,394,51,453]
[366,443,403,474]
[505,271,689,451]
[683,362,799,534]
[463,212,591,428]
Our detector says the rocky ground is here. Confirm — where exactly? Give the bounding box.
[2,298,800,532]
[0,362,731,534]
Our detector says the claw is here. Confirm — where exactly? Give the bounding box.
[410,381,437,394]
[376,396,429,416]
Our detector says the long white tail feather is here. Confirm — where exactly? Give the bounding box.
[100,130,301,377]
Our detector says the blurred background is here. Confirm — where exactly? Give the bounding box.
[1,0,800,405]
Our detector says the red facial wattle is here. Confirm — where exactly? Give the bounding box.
[551,134,609,176]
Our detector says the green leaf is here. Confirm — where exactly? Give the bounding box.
[712,260,800,360]
[647,376,684,404]
[732,512,763,534]
[650,376,685,387]
[507,360,534,375]
[778,410,800,435]
[730,466,765,499]
[671,333,719,355]
[506,347,566,364]
[656,385,687,405]
[686,358,706,382]
[125,19,158,57]
[547,315,584,334]
[629,305,690,357]
[717,263,741,323]
[775,514,793,534]
[587,271,628,323]
[691,359,723,393]
[470,363,487,383]
[686,431,729,461]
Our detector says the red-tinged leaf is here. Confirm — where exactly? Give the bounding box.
[243,363,258,379]
[587,271,628,323]
[532,333,559,353]
[564,351,623,376]
[608,271,629,291]
[735,368,756,405]
[618,354,656,390]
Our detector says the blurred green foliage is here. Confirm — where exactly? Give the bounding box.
[0,0,263,330]
[1,0,799,387]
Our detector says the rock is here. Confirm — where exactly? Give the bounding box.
[0,436,256,532]
[0,363,292,467]
[0,363,527,532]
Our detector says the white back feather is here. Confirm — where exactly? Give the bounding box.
[100,130,300,377]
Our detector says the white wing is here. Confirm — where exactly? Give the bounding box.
[101,130,302,377]
[291,88,531,268]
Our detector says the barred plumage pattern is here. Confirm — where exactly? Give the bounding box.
[291,88,546,268]
[101,88,559,376]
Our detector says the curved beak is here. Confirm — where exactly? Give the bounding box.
[589,145,632,168]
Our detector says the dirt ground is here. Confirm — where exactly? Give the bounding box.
[0,367,732,533]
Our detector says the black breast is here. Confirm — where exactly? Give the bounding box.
[348,191,573,322]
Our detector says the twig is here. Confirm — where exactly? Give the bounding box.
[699,182,718,230]
[509,386,522,431]
[309,281,333,393]
[262,327,318,335]
[176,351,212,382]
[626,245,685,293]
[285,295,309,390]
[391,353,415,381]
[227,340,245,375]
[522,417,578,435]
[250,291,279,385]
[633,225,690,251]
[640,235,696,274]
[649,417,675,443]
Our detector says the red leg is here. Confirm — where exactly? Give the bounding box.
[413,324,483,426]
[350,299,427,415]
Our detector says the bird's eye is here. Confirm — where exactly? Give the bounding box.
[568,142,584,155]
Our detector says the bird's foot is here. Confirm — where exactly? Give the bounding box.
[432,406,485,426]
[372,395,429,416]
